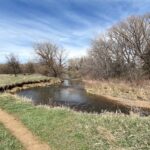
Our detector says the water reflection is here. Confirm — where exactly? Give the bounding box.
[17,79,146,114]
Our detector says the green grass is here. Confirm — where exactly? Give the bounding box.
[0,122,24,150]
[0,94,150,150]
[0,74,51,87]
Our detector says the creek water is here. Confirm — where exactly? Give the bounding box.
[17,79,133,114]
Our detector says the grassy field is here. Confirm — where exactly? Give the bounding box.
[0,94,150,150]
[0,74,51,87]
[84,79,150,102]
[0,122,24,150]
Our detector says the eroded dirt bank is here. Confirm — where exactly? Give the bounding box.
[0,79,61,93]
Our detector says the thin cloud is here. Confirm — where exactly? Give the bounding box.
[0,0,149,62]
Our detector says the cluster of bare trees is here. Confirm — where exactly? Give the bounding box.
[0,42,67,77]
[70,14,150,80]
[0,54,35,76]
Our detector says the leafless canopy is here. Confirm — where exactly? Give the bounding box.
[69,13,150,80]
[34,42,67,77]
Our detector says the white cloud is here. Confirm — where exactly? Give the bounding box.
[0,0,149,63]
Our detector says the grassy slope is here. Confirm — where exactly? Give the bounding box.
[84,79,150,102]
[0,74,51,87]
[0,123,24,150]
[0,94,150,150]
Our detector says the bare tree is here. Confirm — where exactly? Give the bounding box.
[89,36,113,78]
[78,13,150,80]
[110,15,150,77]
[34,42,67,77]
[6,54,21,76]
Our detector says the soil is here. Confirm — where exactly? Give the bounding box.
[0,108,50,150]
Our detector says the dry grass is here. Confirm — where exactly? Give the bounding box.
[84,79,150,102]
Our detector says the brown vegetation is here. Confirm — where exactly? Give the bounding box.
[84,79,150,112]
[69,13,150,80]
[84,79,150,101]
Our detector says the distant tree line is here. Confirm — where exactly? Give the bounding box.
[0,42,67,77]
[69,13,150,80]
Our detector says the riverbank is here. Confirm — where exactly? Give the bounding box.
[0,74,50,87]
[0,93,150,150]
[0,74,61,93]
[84,79,150,112]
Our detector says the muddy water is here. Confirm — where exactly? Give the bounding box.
[17,79,135,114]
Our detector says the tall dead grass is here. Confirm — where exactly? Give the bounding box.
[84,79,150,102]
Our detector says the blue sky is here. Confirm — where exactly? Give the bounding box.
[0,0,150,63]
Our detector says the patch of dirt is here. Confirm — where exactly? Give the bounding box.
[0,108,50,150]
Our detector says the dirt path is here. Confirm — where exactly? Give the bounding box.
[0,108,50,150]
